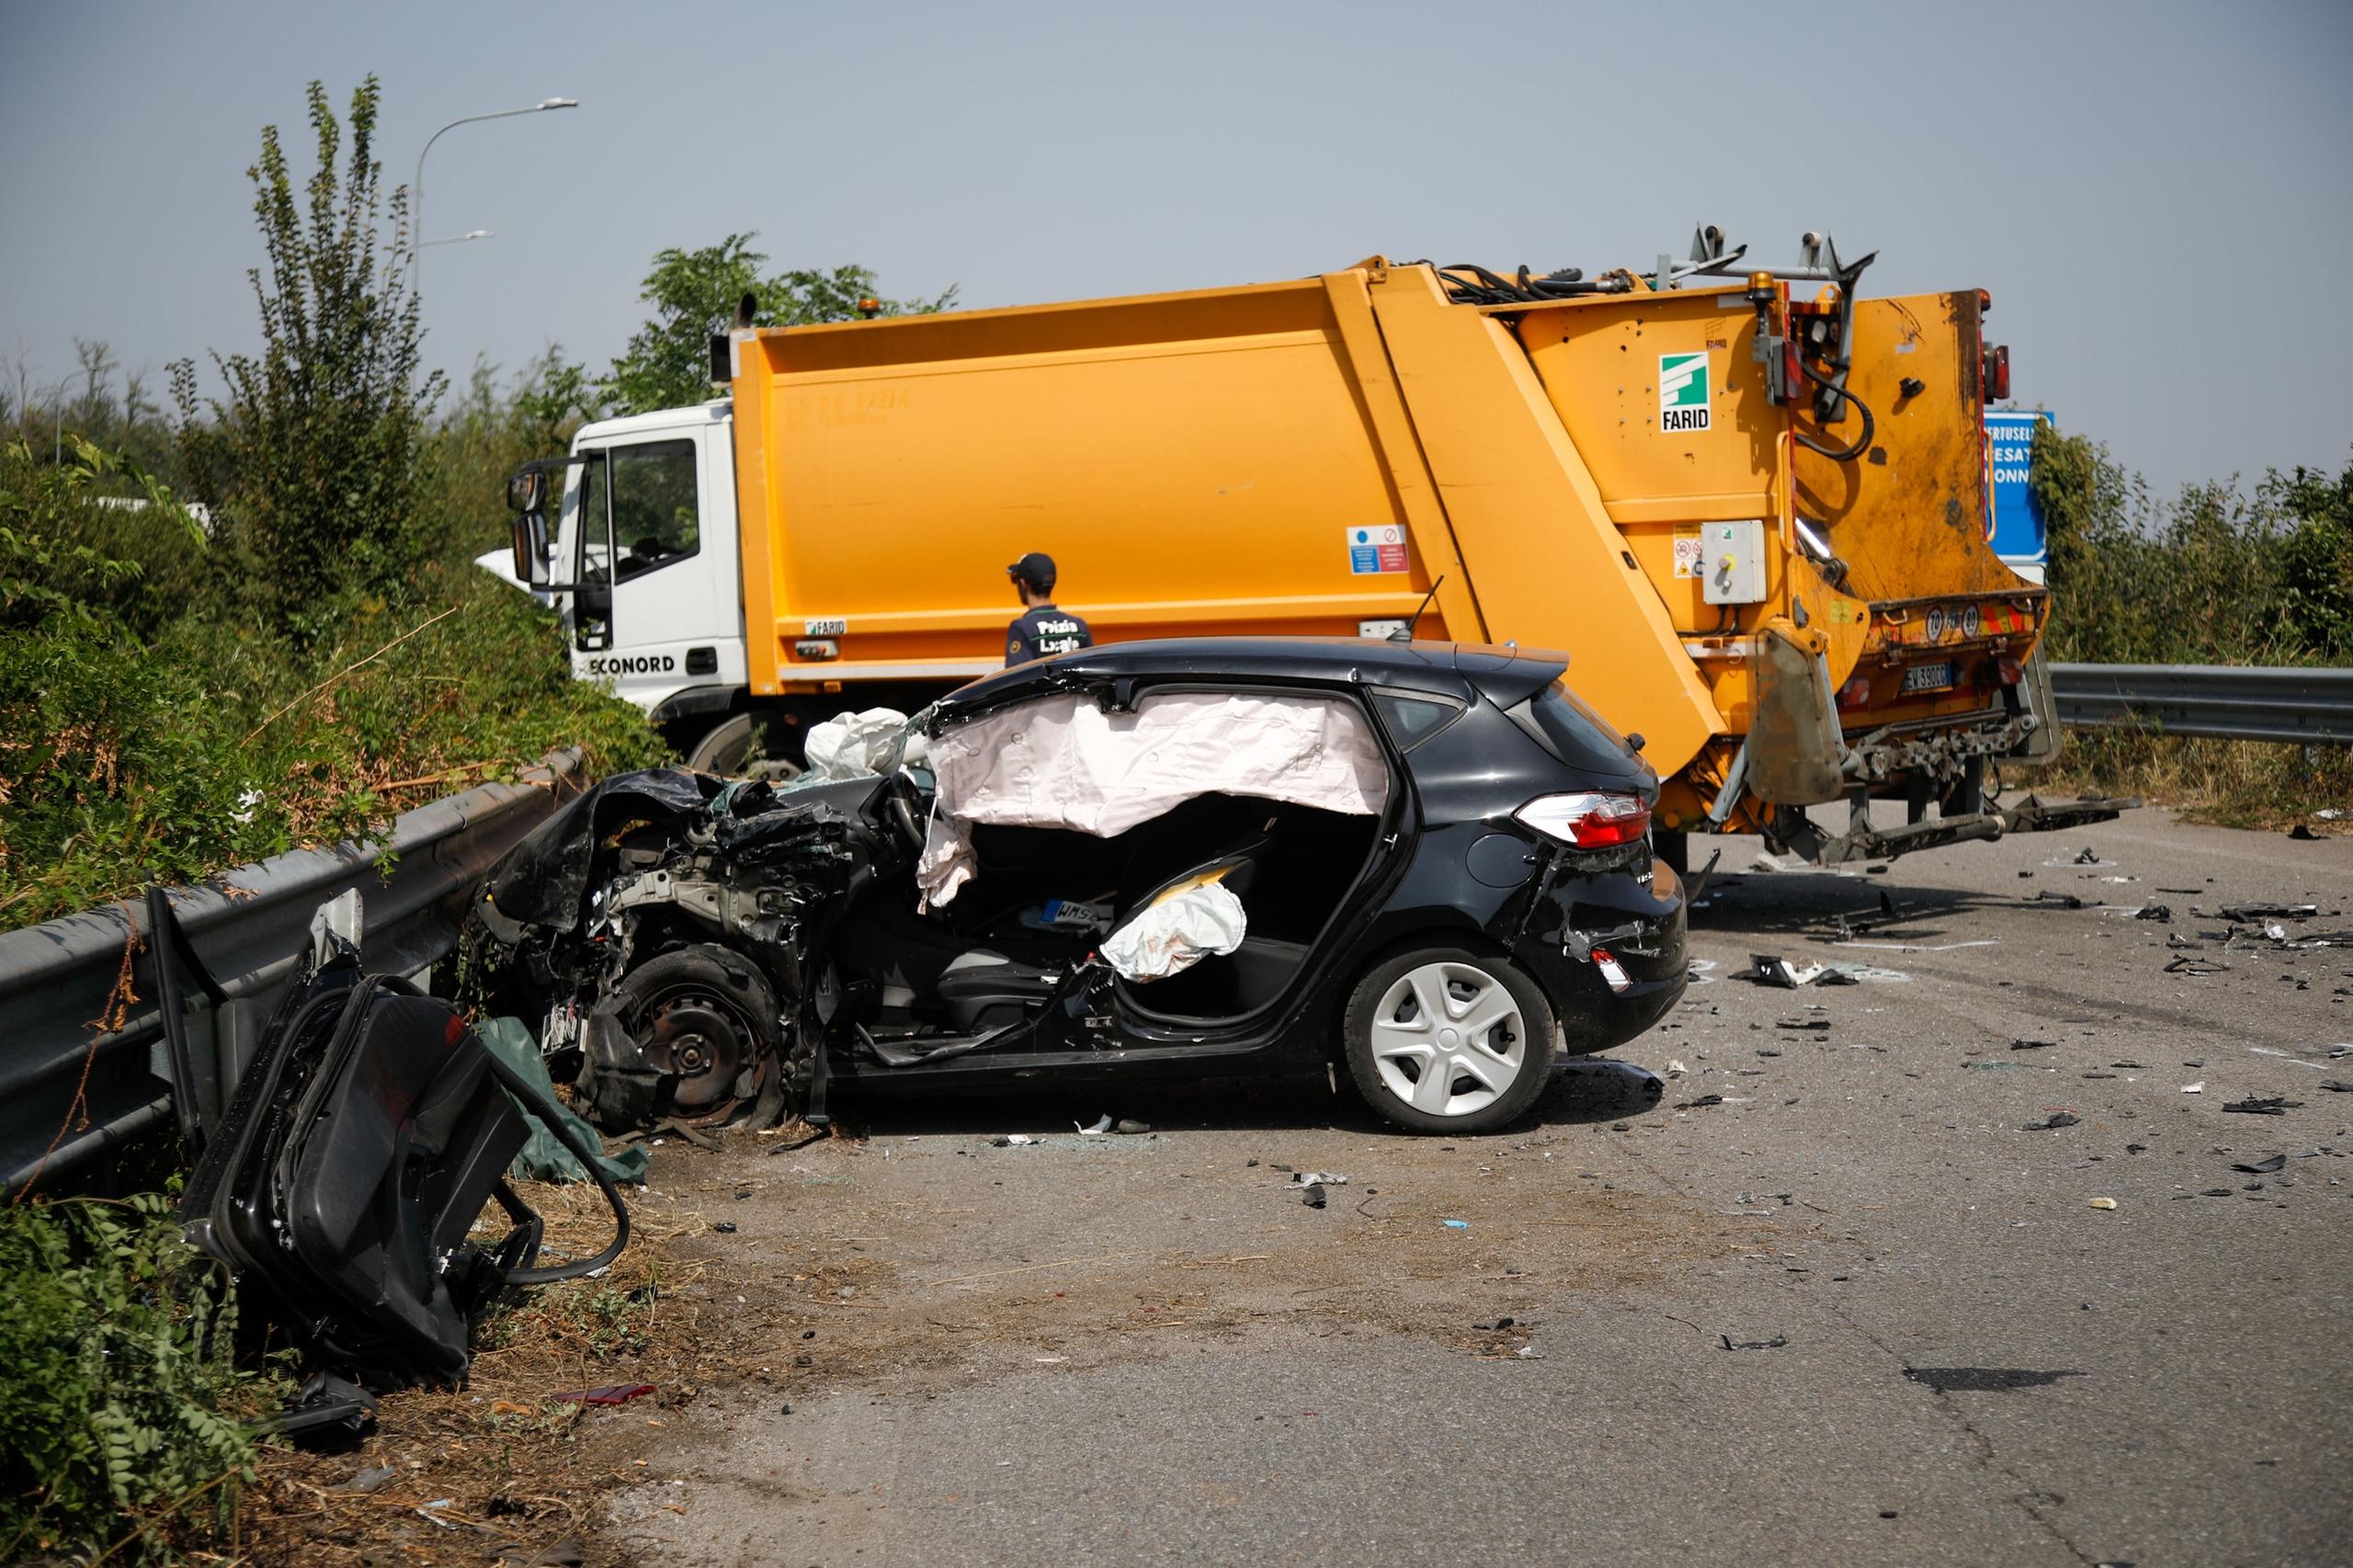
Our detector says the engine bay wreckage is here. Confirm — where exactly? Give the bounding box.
[462,638,1691,1138]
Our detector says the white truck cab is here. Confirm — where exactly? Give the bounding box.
[506,402,757,763]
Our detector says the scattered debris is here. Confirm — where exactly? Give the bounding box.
[2074,846,2100,865]
[2012,1039,2059,1051]
[1677,1094,1727,1109]
[2165,956,2230,976]
[992,1134,1038,1147]
[2087,1198,2118,1210]
[1721,1334,1788,1351]
[2232,1154,2288,1174]
[1442,1219,1469,1230]
[1300,1183,1329,1209]
[1473,1316,1518,1331]
[1750,954,1825,987]
[2135,904,2173,923]
[1779,1018,1832,1031]
[336,1464,398,1495]
[2182,1082,2205,1094]
[1116,1119,1152,1135]
[2037,892,2088,910]
[2221,1097,2302,1116]
[2220,903,2317,923]
[2022,1112,2081,1131]
[1077,1113,1114,1135]
[1290,1171,1348,1187]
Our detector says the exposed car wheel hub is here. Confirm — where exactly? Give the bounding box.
[1369,961,1528,1118]
[633,983,771,1122]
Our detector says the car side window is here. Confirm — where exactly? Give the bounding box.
[608,439,699,582]
[1371,690,1464,752]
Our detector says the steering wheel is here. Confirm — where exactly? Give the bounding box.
[883,772,927,858]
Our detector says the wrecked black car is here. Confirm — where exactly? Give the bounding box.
[464,639,1687,1134]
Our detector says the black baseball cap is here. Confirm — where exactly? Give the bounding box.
[1007,551,1056,592]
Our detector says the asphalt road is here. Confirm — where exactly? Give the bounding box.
[596,804,2352,1567]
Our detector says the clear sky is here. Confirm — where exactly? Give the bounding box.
[2,0,2347,496]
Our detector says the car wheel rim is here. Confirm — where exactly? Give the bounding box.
[631,983,772,1123]
[1368,960,1527,1118]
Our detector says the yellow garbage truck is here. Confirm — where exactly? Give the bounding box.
[504,227,2117,864]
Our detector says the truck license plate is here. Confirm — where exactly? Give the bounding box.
[1901,661,1954,694]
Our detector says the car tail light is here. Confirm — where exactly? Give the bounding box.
[1836,675,1873,711]
[1516,792,1651,848]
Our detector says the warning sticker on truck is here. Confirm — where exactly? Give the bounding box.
[1672,528,1703,579]
[1659,352,1711,432]
[1345,524,1409,574]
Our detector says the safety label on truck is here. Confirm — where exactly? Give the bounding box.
[1345,524,1409,574]
[1659,352,1711,432]
[1672,528,1703,579]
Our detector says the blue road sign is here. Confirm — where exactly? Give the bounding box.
[1985,409,2054,565]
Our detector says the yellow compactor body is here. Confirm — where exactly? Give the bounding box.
[521,239,2102,863]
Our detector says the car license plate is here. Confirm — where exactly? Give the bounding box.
[1901,661,1954,695]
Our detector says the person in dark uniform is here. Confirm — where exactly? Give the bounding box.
[1005,551,1093,665]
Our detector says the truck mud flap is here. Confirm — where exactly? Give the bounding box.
[1747,627,1846,807]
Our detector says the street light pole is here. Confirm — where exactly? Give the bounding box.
[421,230,495,247]
[413,97,576,289]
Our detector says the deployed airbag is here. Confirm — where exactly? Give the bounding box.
[1101,880,1248,982]
[918,691,1387,905]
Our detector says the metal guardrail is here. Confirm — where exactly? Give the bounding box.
[0,751,584,1197]
[2049,664,2353,744]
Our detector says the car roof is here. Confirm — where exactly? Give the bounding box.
[936,637,1570,719]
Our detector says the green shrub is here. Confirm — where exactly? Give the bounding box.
[0,1194,277,1562]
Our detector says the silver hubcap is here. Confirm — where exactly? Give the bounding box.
[1368,961,1527,1118]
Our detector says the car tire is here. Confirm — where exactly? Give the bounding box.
[686,712,803,780]
[1342,946,1557,1134]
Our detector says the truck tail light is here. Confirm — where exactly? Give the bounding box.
[1836,676,1873,711]
[1516,792,1652,848]
[1995,655,2024,686]
[1982,344,2010,402]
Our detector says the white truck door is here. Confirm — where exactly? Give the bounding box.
[569,434,728,709]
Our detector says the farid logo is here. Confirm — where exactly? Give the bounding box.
[1659,352,1711,432]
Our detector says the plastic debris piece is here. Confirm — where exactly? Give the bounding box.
[1750,954,1824,987]
[1077,1114,1113,1135]
[1116,1119,1151,1134]
[2074,846,2100,865]
[2022,1112,2081,1131]
[2165,956,2229,975]
[2182,1082,2205,1094]
[2011,1039,2059,1051]
[336,1464,397,1494]
[2220,903,2317,922]
[1720,1334,1789,1350]
[990,1133,1037,1147]
[1442,1219,1469,1230]
[1666,1059,1688,1077]
[552,1383,655,1406]
[1677,1094,1727,1109]
[2086,1198,2118,1210]
[2222,1096,2302,1116]
[1289,1171,1348,1187]
[2136,904,2173,922]
[2233,1154,2288,1174]
[1300,1183,1328,1209]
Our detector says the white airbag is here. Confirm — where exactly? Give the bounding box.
[916,691,1388,905]
[1100,881,1248,983]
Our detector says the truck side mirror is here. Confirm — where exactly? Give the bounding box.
[506,469,543,513]
[509,510,551,587]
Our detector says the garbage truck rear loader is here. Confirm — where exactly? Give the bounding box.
[504,230,2120,864]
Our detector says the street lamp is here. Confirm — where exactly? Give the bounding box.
[421,229,495,247]
[413,97,576,286]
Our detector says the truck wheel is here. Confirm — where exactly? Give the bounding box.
[1341,947,1555,1134]
[687,713,802,779]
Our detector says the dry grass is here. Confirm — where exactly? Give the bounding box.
[2034,730,2353,831]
